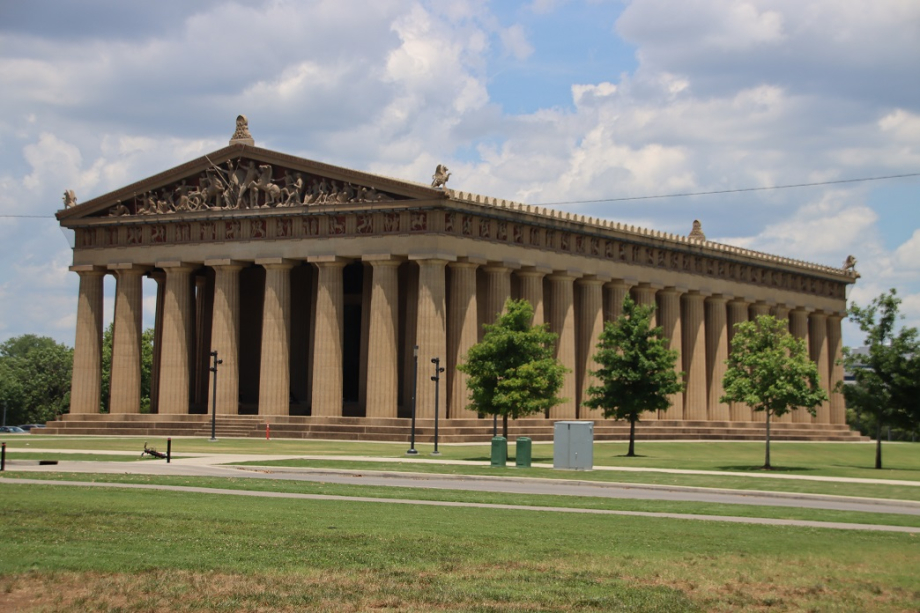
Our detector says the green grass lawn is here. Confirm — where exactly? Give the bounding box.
[5,471,920,529]
[11,436,918,474]
[1,483,918,612]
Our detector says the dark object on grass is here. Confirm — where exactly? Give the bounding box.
[141,442,167,459]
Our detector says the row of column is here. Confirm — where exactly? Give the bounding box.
[69,262,845,424]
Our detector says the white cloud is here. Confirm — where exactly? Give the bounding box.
[500,24,534,60]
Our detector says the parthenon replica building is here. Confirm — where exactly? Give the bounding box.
[52,117,861,440]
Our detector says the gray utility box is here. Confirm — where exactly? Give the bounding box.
[553,421,594,470]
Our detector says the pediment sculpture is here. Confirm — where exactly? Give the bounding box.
[105,157,401,217]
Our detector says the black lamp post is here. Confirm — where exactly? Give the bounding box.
[209,350,222,442]
[430,357,445,456]
[407,345,419,455]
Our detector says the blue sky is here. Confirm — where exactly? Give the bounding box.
[1,0,918,349]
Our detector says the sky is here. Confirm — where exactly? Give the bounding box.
[0,0,918,350]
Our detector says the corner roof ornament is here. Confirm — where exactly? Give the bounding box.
[431,164,451,189]
[229,114,254,146]
[688,219,706,241]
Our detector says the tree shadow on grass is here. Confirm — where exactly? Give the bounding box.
[717,465,812,473]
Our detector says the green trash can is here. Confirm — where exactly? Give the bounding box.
[515,437,532,468]
[490,436,507,467]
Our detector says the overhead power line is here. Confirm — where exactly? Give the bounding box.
[541,172,920,206]
[1,171,918,219]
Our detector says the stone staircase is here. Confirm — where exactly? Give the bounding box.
[42,413,866,442]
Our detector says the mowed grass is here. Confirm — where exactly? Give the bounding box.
[11,436,919,477]
[6,472,920,528]
[1,483,919,612]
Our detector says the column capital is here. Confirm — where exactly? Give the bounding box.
[658,286,686,297]
[408,253,457,263]
[255,257,297,270]
[604,278,632,290]
[307,254,350,264]
[156,261,198,272]
[70,264,107,275]
[518,264,552,276]
[204,258,249,269]
[107,263,151,274]
[361,254,406,263]
[576,276,606,286]
[482,264,512,274]
[548,271,579,282]
[366,258,402,269]
[705,294,730,305]
[448,260,480,271]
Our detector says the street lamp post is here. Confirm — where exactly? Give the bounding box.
[430,357,445,456]
[407,345,419,455]
[209,351,222,442]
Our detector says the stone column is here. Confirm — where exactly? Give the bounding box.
[157,262,196,414]
[631,284,658,328]
[149,272,165,413]
[365,258,401,418]
[705,295,730,421]
[750,300,773,425]
[727,299,751,421]
[603,279,631,322]
[772,304,793,422]
[402,264,419,413]
[208,261,244,415]
[657,287,683,420]
[547,273,577,419]
[193,274,216,407]
[109,265,146,414]
[576,277,604,418]
[69,266,105,414]
[682,291,707,421]
[414,258,448,418]
[311,259,346,416]
[772,305,790,330]
[448,260,480,418]
[789,308,813,423]
[517,268,547,326]
[827,314,846,425]
[258,259,294,416]
[358,264,372,411]
[750,302,771,319]
[482,265,512,325]
[809,311,831,424]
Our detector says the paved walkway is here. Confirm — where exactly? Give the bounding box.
[3,451,919,534]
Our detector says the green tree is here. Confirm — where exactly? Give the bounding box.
[458,299,568,438]
[721,315,827,469]
[0,334,73,425]
[583,295,684,457]
[841,289,920,469]
[100,323,155,413]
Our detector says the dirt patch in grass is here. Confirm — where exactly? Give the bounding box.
[0,568,695,612]
[3,564,916,613]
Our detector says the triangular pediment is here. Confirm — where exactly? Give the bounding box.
[57,144,447,223]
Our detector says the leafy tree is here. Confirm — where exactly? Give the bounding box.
[0,334,73,425]
[721,315,827,469]
[100,322,155,413]
[583,295,684,457]
[458,298,567,438]
[841,289,920,469]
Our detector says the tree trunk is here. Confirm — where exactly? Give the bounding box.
[502,414,508,440]
[875,417,883,470]
[764,410,772,470]
[627,416,636,457]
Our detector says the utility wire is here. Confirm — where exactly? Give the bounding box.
[541,172,920,206]
[2,171,918,218]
